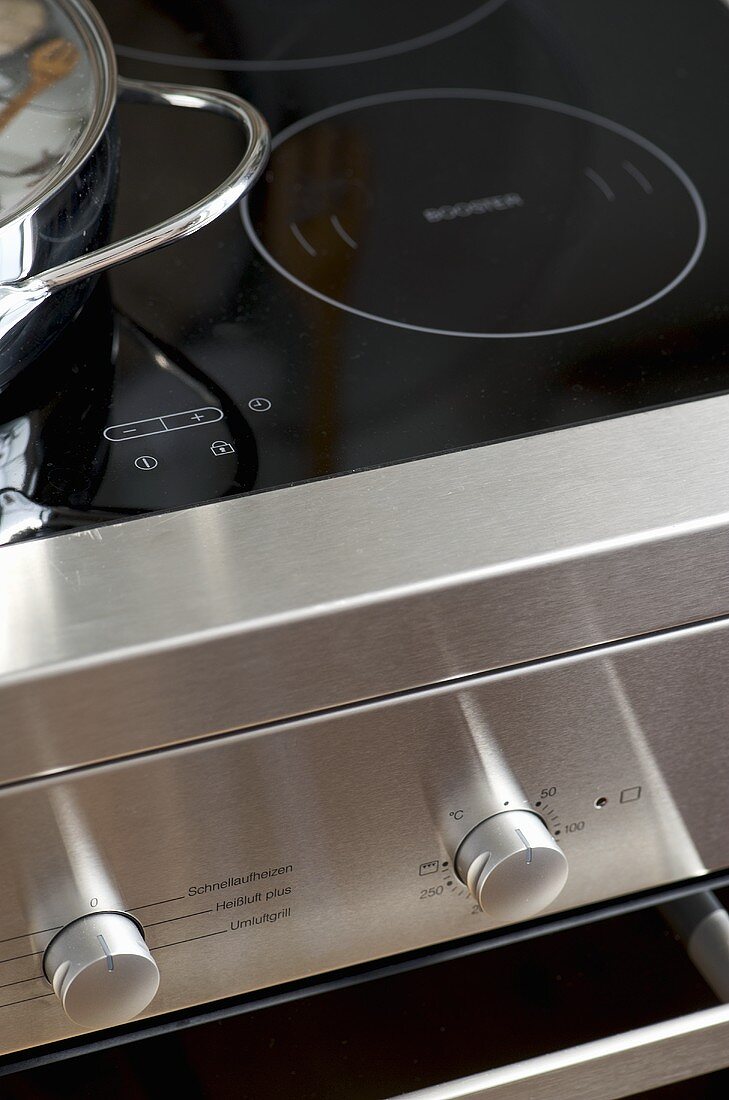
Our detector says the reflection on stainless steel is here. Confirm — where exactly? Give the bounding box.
[0,780,123,970]
[0,488,115,542]
[455,692,526,806]
[603,659,706,882]
[395,1004,729,1099]
[433,691,531,857]
[0,488,50,542]
[0,414,34,493]
[2,393,729,779]
[663,891,729,1004]
[0,394,122,541]
[0,614,727,1053]
[47,786,123,914]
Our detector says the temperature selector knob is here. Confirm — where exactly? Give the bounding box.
[43,912,160,1029]
[455,810,568,921]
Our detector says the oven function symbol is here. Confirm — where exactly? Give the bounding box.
[248,397,271,412]
[211,440,235,456]
[134,456,158,471]
[418,860,439,877]
[620,786,642,804]
[104,407,223,443]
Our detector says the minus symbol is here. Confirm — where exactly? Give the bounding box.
[122,428,137,434]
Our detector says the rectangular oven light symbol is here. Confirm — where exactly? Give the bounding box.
[104,407,223,442]
[419,860,439,876]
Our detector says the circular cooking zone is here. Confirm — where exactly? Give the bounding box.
[243,90,706,338]
[113,0,508,70]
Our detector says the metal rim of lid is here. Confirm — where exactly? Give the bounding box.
[0,0,117,234]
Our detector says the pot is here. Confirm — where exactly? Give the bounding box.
[0,0,269,390]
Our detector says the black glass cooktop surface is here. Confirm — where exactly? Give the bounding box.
[2,0,729,545]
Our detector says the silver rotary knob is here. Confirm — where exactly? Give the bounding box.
[455,810,568,921]
[43,912,160,1028]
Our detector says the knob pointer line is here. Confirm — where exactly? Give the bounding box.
[515,829,533,864]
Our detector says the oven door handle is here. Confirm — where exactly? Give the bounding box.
[393,1002,729,1099]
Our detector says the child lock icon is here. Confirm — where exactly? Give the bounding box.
[211,440,235,456]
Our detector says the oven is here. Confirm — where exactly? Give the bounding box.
[3,0,729,1094]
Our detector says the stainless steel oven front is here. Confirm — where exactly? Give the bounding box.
[3,392,729,1083]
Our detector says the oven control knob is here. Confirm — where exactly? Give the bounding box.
[455,810,568,921]
[43,912,160,1029]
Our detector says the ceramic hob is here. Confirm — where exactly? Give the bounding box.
[1,0,728,543]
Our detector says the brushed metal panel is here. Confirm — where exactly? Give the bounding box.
[4,394,729,783]
[394,1005,729,1099]
[1,615,729,1054]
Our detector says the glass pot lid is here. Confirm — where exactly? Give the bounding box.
[0,0,111,230]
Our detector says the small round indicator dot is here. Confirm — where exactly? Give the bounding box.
[595,797,608,809]
[441,861,449,868]
[446,881,453,887]
[535,801,542,807]
[555,830,561,836]
[503,801,509,806]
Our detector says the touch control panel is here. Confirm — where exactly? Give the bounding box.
[0,617,728,1054]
